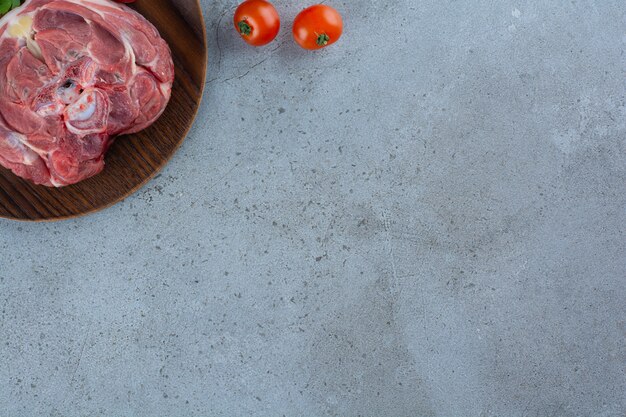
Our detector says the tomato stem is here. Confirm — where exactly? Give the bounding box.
[316,33,330,46]
[237,20,252,36]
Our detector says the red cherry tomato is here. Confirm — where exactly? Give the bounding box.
[234,0,280,46]
[292,4,343,50]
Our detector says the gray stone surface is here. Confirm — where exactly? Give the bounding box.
[1,0,625,415]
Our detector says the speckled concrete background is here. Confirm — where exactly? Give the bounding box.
[1,0,625,416]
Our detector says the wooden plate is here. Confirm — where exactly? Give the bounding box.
[0,0,207,222]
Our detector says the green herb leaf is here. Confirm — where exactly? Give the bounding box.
[0,0,21,16]
[0,0,13,15]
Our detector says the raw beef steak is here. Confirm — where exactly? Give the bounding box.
[0,0,174,186]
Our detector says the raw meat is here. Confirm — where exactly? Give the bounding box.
[0,0,174,186]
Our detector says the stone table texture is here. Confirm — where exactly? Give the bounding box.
[1,0,625,416]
